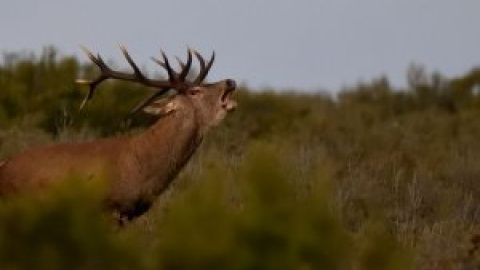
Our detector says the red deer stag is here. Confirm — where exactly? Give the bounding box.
[0,46,237,223]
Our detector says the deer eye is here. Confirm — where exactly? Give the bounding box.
[188,87,203,95]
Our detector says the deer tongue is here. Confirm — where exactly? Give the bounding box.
[223,100,237,111]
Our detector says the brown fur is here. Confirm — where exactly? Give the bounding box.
[0,80,236,222]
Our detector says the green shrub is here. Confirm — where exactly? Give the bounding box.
[0,177,146,270]
[151,142,409,270]
[0,143,410,270]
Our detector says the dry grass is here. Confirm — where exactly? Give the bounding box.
[1,52,480,268]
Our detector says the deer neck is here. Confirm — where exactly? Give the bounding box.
[128,108,203,195]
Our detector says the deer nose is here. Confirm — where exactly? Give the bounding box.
[225,79,236,91]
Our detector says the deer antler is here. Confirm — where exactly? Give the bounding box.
[151,49,193,81]
[193,50,215,84]
[150,49,215,87]
[77,45,171,110]
[77,45,215,113]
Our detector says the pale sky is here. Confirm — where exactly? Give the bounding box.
[1,1,479,92]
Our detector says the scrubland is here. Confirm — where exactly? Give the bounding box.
[0,48,479,269]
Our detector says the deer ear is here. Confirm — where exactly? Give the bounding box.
[143,98,179,116]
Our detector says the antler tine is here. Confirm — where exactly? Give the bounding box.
[151,56,183,80]
[76,76,108,109]
[193,50,215,84]
[178,49,193,81]
[80,46,106,69]
[175,56,186,69]
[152,49,192,82]
[151,56,166,68]
[119,44,146,81]
[77,46,110,109]
[161,50,175,82]
[193,50,205,70]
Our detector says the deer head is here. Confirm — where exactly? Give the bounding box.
[77,46,237,133]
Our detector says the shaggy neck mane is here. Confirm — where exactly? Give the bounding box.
[127,107,204,196]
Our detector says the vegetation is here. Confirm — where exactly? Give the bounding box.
[1,47,480,269]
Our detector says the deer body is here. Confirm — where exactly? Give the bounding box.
[0,47,237,222]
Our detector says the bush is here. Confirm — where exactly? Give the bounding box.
[0,177,146,270]
[0,144,410,270]
[1,48,480,269]
[150,142,410,270]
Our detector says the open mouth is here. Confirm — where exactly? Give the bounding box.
[221,88,237,111]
